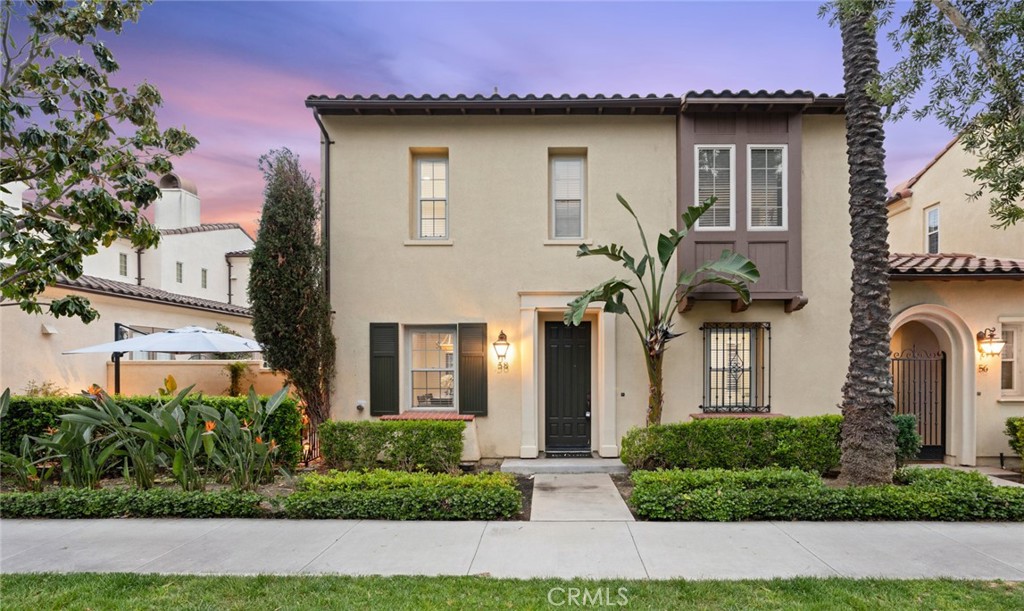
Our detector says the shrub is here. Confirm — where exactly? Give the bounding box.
[630,467,1024,522]
[0,488,264,519]
[284,469,520,520]
[319,420,464,472]
[621,414,922,474]
[0,394,302,468]
[1005,417,1024,471]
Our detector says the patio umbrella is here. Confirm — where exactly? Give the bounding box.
[64,325,263,393]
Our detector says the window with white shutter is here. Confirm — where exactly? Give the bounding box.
[550,156,585,239]
[695,146,735,230]
[416,157,448,239]
[748,145,787,229]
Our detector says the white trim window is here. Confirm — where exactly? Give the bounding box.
[695,145,735,230]
[409,327,457,409]
[551,156,585,239]
[748,145,787,230]
[925,206,940,254]
[175,261,183,283]
[118,253,128,277]
[416,157,448,239]
[1002,325,1021,395]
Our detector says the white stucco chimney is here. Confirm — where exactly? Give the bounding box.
[153,173,201,229]
[0,181,28,214]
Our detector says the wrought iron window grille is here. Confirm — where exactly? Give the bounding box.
[700,322,771,413]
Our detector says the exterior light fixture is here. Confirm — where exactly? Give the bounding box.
[493,330,510,372]
[976,327,1006,356]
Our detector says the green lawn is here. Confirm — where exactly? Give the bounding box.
[0,574,1021,610]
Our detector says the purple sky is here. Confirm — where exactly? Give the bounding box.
[97,0,949,234]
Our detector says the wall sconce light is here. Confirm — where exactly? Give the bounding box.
[976,327,1006,357]
[493,330,510,373]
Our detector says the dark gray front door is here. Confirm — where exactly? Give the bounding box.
[545,321,591,451]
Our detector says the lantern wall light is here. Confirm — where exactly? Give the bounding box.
[493,330,510,373]
[976,327,1006,357]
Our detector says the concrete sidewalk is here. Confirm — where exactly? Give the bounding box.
[2,519,1022,579]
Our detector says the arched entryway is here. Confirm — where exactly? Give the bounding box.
[890,305,977,465]
[890,322,946,459]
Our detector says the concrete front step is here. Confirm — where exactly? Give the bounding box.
[500,457,628,475]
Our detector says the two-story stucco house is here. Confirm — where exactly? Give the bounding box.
[307,90,862,461]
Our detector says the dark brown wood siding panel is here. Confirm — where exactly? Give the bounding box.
[677,112,804,307]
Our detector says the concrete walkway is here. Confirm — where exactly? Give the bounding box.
[2,519,1022,579]
[530,474,634,521]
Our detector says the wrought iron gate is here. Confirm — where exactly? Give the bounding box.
[891,348,946,460]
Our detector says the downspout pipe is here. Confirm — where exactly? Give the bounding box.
[311,110,334,297]
[135,248,144,286]
[226,256,234,305]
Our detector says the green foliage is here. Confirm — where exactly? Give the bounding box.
[0,488,263,519]
[204,387,287,491]
[0,393,303,468]
[319,420,465,473]
[893,414,923,465]
[0,0,198,321]
[223,362,251,397]
[874,0,1024,227]
[284,470,521,520]
[20,380,67,397]
[567,194,758,425]
[620,416,844,475]
[630,466,1024,521]
[249,148,335,425]
[1005,417,1024,471]
[31,417,119,489]
[622,414,922,474]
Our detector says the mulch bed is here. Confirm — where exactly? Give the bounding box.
[610,473,639,520]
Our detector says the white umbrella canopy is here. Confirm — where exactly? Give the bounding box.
[64,325,263,355]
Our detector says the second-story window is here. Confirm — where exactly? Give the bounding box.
[175,261,183,283]
[925,206,940,253]
[201,268,208,289]
[417,157,448,239]
[551,156,585,239]
[695,146,735,230]
[118,253,128,277]
[748,146,787,229]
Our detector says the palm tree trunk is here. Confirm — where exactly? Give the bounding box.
[646,352,664,426]
[839,1,897,485]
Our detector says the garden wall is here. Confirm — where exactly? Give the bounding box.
[108,360,287,396]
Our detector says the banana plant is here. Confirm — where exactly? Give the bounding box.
[205,386,288,491]
[566,194,759,426]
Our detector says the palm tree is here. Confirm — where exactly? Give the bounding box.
[837,0,897,485]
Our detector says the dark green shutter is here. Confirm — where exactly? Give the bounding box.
[369,323,399,416]
[458,323,488,416]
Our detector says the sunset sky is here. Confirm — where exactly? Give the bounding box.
[94,0,948,234]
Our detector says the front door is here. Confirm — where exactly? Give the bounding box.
[545,321,591,452]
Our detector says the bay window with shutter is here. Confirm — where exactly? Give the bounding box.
[550,155,585,239]
[695,145,735,230]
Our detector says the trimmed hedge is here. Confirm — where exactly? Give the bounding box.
[1006,417,1024,469]
[630,466,1024,522]
[283,469,521,520]
[0,488,263,519]
[319,420,464,473]
[0,394,303,468]
[621,414,922,474]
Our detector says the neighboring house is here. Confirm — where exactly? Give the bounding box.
[0,174,262,395]
[886,139,1024,467]
[308,91,856,460]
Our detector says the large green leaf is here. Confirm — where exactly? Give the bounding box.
[565,278,635,326]
[577,243,637,274]
[681,197,717,232]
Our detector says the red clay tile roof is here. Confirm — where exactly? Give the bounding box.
[886,136,960,204]
[225,249,252,258]
[57,273,251,317]
[889,253,1024,279]
[160,223,255,242]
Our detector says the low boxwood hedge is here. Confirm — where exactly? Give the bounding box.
[319,420,464,473]
[0,488,264,519]
[630,466,1024,522]
[621,414,921,474]
[1,394,303,468]
[283,470,521,520]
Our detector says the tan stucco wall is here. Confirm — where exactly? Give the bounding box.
[888,141,1024,257]
[892,280,1024,463]
[0,286,254,396]
[325,113,853,457]
[109,360,286,397]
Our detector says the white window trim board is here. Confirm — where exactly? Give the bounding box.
[550,155,586,240]
[694,145,736,232]
[415,157,449,240]
[746,144,788,232]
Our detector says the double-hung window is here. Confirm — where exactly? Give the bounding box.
[695,146,735,230]
[748,145,787,229]
[175,261,183,283]
[410,327,456,409]
[201,268,208,289]
[551,156,585,239]
[1002,324,1021,396]
[925,206,940,253]
[118,253,128,277]
[701,322,771,412]
[416,157,448,239]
